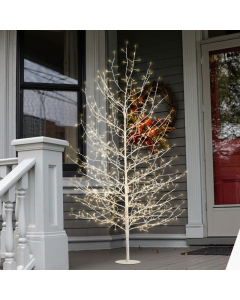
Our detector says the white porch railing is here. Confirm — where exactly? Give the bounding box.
[0,137,69,270]
[0,157,36,269]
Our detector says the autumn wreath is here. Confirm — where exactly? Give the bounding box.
[127,81,177,153]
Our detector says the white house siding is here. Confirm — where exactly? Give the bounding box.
[63,194,111,236]
[63,30,187,238]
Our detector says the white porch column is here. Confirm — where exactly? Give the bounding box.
[182,31,204,238]
[11,137,69,270]
[0,30,17,159]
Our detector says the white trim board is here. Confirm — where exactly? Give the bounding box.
[68,234,187,251]
[182,30,204,238]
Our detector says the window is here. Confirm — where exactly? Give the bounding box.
[17,30,86,177]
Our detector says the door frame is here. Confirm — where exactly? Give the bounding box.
[183,31,240,239]
[202,38,240,236]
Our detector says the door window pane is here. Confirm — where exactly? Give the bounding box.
[210,47,240,204]
[23,30,78,84]
[23,90,78,164]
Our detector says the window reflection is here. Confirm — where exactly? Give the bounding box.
[23,30,78,84]
[210,48,240,146]
[210,47,240,204]
[24,59,78,84]
[23,90,78,164]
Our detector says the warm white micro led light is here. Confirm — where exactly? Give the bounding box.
[68,45,186,264]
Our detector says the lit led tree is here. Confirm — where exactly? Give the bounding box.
[69,46,186,264]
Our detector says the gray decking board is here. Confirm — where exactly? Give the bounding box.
[148,250,225,270]
[69,247,229,270]
[150,253,220,270]
[189,257,229,270]
[208,263,228,270]
[157,255,227,270]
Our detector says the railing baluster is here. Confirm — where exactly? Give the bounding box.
[12,163,19,259]
[16,173,32,269]
[4,203,16,269]
[14,193,19,260]
[0,200,4,266]
[17,189,30,268]
[0,165,10,262]
[3,186,17,270]
[1,202,6,258]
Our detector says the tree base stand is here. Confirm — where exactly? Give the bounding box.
[115,260,140,265]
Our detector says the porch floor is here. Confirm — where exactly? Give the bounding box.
[69,246,230,270]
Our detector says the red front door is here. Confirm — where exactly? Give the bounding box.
[210,47,240,205]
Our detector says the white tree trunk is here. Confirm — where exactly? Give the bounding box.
[124,104,130,262]
[125,210,130,262]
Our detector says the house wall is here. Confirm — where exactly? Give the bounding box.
[0,30,188,246]
[63,193,111,237]
[64,30,188,238]
[117,30,187,235]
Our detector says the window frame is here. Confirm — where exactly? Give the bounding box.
[16,30,86,177]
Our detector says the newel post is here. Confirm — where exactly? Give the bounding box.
[11,137,69,270]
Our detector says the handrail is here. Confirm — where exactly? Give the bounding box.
[0,158,18,166]
[0,158,36,198]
